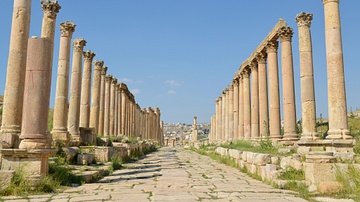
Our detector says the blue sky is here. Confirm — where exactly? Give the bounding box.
[0,1,359,124]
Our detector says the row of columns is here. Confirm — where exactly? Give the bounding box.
[210,0,352,144]
[0,0,163,149]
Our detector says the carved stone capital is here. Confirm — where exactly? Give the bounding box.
[278,26,294,42]
[256,51,267,64]
[112,78,118,84]
[233,78,239,85]
[266,40,279,53]
[228,84,234,91]
[242,68,251,78]
[250,61,258,72]
[41,2,61,19]
[60,21,75,37]
[83,50,95,62]
[105,74,113,82]
[296,12,313,28]
[101,66,108,75]
[72,38,86,52]
[94,60,104,70]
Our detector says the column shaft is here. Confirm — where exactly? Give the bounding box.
[279,27,298,140]
[68,38,86,143]
[243,69,251,140]
[296,12,318,140]
[251,62,259,140]
[257,52,269,138]
[89,60,104,134]
[51,22,75,143]
[233,79,239,140]
[97,67,107,135]
[238,75,244,139]
[103,75,112,137]
[323,0,351,139]
[109,78,117,137]
[228,85,234,140]
[79,50,95,128]
[267,41,281,140]
[1,0,32,143]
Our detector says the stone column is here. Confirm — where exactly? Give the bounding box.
[120,83,127,136]
[257,52,269,138]
[224,89,229,140]
[216,97,222,141]
[89,60,104,134]
[267,40,281,140]
[51,22,75,144]
[68,38,86,143]
[322,0,351,139]
[117,84,122,135]
[238,74,244,139]
[233,78,239,140]
[296,12,318,141]
[221,90,226,141]
[110,78,117,137]
[279,26,298,141]
[228,84,234,140]
[79,50,95,128]
[19,37,52,149]
[103,75,112,137]
[192,116,198,142]
[243,68,251,140]
[97,66,107,135]
[114,84,120,136]
[155,108,161,141]
[250,61,259,140]
[1,0,32,147]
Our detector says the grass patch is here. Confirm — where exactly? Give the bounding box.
[280,181,310,200]
[277,168,305,181]
[336,165,360,201]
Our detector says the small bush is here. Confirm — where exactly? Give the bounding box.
[278,168,305,181]
[111,155,122,171]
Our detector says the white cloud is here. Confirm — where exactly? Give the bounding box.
[168,90,176,95]
[165,80,180,86]
[131,89,141,95]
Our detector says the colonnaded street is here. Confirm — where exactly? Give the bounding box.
[1,147,349,202]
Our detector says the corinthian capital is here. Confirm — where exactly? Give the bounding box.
[72,38,86,52]
[250,61,258,72]
[83,50,96,62]
[101,66,108,75]
[242,67,251,78]
[266,40,278,53]
[105,74,113,82]
[296,12,313,28]
[94,60,104,70]
[41,2,61,19]
[60,21,75,37]
[256,51,267,64]
[278,26,294,42]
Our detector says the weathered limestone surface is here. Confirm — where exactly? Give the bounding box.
[89,60,104,134]
[250,61,259,140]
[257,51,269,138]
[97,66,107,135]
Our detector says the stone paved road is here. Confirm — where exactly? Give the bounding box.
[0,147,310,202]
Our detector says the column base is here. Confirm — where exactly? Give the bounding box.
[19,138,51,150]
[79,127,95,146]
[326,129,352,140]
[300,132,319,141]
[51,130,70,147]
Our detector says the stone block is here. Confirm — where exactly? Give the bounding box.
[271,156,280,165]
[52,132,70,147]
[94,147,113,163]
[297,146,310,155]
[62,147,80,163]
[228,149,242,159]
[305,162,337,192]
[280,156,303,171]
[278,148,292,154]
[77,153,95,165]
[0,134,19,149]
[241,151,248,161]
[253,153,270,166]
[334,152,355,162]
[258,165,266,181]
[113,146,128,160]
[79,127,95,145]
[0,170,15,192]
[265,164,278,181]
